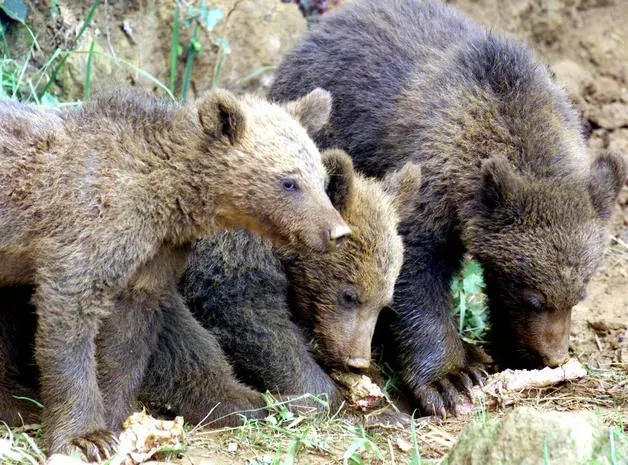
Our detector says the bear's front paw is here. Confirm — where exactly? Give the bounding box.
[412,346,492,418]
[53,429,119,463]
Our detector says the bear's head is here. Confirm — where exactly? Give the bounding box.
[466,152,626,369]
[194,88,350,252]
[283,151,421,370]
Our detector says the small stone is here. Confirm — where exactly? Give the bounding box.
[396,437,413,452]
[443,407,628,465]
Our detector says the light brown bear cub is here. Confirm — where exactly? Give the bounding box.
[0,88,348,460]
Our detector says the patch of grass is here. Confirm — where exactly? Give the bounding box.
[38,0,100,99]
[0,424,45,465]
[186,395,447,465]
[451,258,489,344]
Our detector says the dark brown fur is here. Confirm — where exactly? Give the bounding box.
[159,154,419,414]
[0,286,40,425]
[0,87,348,459]
[269,0,626,415]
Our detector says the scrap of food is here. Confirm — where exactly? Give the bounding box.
[46,412,185,465]
[331,372,387,411]
[456,359,589,414]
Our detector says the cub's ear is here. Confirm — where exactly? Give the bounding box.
[197,89,246,144]
[322,149,354,213]
[284,88,332,136]
[479,154,521,212]
[381,162,422,220]
[588,151,626,220]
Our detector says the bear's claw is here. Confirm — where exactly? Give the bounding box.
[55,429,119,463]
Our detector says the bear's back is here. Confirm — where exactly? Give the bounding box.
[269,0,482,176]
[181,231,289,323]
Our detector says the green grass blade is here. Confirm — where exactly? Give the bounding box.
[39,0,100,98]
[83,38,96,100]
[32,47,62,90]
[609,428,618,465]
[543,436,551,465]
[211,37,230,89]
[458,289,466,334]
[409,415,422,465]
[180,23,199,102]
[12,42,34,99]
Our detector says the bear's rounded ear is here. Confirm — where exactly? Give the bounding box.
[588,151,626,220]
[284,88,332,136]
[381,162,422,220]
[197,89,246,145]
[480,154,520,212]
[322,149,354,213]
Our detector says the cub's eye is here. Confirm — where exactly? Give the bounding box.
[523,289,546,311]
[341,289,359,307]
[282,179,299,192]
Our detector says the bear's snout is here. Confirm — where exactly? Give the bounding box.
[540,351,569,368]
[328,224,351,246]
[307,214,351,252]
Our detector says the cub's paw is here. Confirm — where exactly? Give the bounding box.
[413,346,492,417]
[54,429,119,463]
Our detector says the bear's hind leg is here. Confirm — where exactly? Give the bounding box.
[96,290,164,430]
[139,292,266,427]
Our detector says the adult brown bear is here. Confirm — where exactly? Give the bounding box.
[269,0,626,416]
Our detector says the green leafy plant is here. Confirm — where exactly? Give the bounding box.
[38,0,100,99]
[0,0,28,24]
[177,1,228,101]
[451,259,489,343]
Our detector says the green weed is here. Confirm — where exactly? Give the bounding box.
[451,258,489,343]
[179,1,228,100]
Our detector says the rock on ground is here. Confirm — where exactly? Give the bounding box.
[444,406,627,465]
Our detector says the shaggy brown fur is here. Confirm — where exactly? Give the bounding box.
[0,87,348,460]
[0,153,419,429]
[269,0,626,416]
[160,154,420,413]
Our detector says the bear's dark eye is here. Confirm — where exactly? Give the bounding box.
[341,289,359,307]
[523,289,546,311]
[282,179,299,192]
